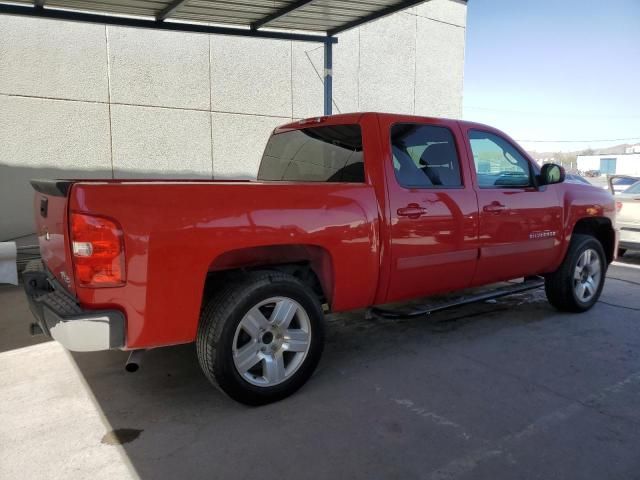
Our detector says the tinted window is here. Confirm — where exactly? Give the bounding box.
[390,124,462,188]
[257,125,364,182]
[468,130,532,188]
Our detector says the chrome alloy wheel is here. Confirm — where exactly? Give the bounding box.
[573,248,602,303]
[232,297,312,387]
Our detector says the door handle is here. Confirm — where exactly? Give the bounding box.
[483,202,506,213]
[397,203,428,219]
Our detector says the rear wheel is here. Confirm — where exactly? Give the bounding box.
[545,234,606,312]
[197,271,325,405]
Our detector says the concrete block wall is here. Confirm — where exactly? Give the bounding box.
[0,0,467,239]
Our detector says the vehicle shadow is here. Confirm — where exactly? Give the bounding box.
[67,288,555,479]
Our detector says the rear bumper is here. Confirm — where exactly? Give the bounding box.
[23,260,125,352]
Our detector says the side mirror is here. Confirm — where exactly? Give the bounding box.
[540,163,565,185]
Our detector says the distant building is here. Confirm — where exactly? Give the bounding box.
[625,144,640,154]
[576,153,640,176]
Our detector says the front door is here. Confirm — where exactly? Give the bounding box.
[463,127,563,286]
[384,120,479,303]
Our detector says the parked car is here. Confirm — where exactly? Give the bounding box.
[614,179,640,256]
[585,170,601,177]
[24,113,618,404]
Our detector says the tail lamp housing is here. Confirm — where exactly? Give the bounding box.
[615,201,623,213]
[70,212,126,287]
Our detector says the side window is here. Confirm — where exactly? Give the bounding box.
[390,124,462,188]
[468,130,532,188]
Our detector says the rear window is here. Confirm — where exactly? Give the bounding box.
[257,124,364,182]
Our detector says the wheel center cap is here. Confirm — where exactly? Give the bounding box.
[262,331,274,345]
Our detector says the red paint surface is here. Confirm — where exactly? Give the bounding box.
[33,113,617,349]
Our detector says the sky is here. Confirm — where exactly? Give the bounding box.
[462,0,640,153]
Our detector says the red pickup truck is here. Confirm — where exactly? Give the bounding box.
[24,112,617,404]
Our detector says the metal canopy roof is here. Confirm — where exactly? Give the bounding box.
[0,0,455,116]
[0,0,435,43]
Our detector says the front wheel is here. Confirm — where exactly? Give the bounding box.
[545,234,606,312]
[197,271,325,405]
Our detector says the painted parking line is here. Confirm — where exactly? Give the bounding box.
[428,370,640,480]
[611,261,640,270]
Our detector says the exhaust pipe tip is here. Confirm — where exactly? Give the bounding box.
[125,362,139,373]
[125,349,145,373]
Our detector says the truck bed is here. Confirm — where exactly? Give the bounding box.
[33,179,381,348]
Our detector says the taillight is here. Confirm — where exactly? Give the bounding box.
[616,201,623,213]
[70,213,125,287]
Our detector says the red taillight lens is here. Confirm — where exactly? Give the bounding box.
[616,201,623,213]
[70,213,125,287]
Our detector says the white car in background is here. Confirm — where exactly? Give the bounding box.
[614,180,640,256]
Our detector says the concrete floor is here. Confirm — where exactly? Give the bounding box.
[1,254,640,480]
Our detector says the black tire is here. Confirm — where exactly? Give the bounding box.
[196,271,325,405]
[545,234,606,312]
[618,248,627,258]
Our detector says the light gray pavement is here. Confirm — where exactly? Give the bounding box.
[1,253,639,480]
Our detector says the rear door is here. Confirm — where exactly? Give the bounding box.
[460,126,563,285]
[381,117,479,302]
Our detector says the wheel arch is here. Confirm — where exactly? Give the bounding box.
[202,244,334,309]
[570,217,616,264]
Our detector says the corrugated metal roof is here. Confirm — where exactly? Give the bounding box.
[0,0,439,40]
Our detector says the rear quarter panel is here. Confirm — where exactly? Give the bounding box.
[69,182,380,349]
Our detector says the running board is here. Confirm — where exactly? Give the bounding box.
[370,276,545,319]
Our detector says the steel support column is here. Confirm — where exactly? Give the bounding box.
[323,39,333,116]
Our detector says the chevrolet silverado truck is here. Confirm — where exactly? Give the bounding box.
[24,113,617,405]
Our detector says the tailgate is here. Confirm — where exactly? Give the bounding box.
[31,180,76,295]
